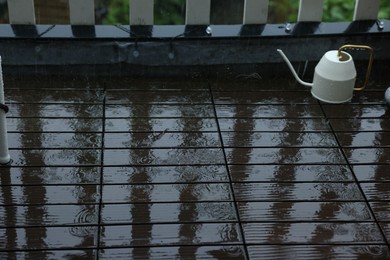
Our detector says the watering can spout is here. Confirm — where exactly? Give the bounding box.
[277,49,313,87]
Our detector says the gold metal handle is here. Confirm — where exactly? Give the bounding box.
[337,44,374,91]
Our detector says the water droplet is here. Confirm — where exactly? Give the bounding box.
[223,246,244,257]
[321,118,330,125]
[69,206,98,237]
[362,245,386,256]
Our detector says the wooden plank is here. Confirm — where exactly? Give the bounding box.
[68,0,95,25]
[129,0,154,25]
[7,0,36,24]
[186,0,211,25]
[100,246,245,259]
[243,0,269,24]
[102,202,236,224]
[297,0,324,22]
[248,245,390,259]
[353,0,380,21]
[238,202,372,221]
[101,224,241,247]
[233,182,362,201]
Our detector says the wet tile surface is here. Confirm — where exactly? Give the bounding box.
[247,245,390,259]
[99,246,246,259]
[1,77,389,258]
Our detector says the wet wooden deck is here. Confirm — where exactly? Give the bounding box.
[1,76,389,259]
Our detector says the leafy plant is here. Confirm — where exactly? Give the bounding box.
[155,0,185,25]
[379,0,390,19]
[323,0,354,22]
[101,0,185,25]
[99,0,388,25]
[102,0,129,24]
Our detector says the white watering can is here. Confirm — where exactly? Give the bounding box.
[277,44,374,103]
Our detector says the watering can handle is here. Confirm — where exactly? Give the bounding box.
[338,44,374,91]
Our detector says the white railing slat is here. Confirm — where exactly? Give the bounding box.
[7,0,36,24]
[186,0,211,25]
[68,0,95,25]
[298,0,324,22]
[353,0,380,21]
[243,0,269,24]
[129,0,154,25]
[4,0,386,27]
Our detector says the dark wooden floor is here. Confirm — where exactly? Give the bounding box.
[1,76,389,259]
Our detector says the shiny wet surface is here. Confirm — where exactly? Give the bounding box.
[1,76,390,259]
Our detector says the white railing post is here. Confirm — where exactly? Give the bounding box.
[69,0,95,25]
[297,0,324,22]
[353,0,380,21]
[243,0,269,24]
[7,0,36,24]
[186,0,211,25]
[129,0,154,25]
[0,57,10,165]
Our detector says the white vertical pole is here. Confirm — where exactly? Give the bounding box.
[186,0,211,25]
[243,0,269,24]
[7,0,36,24]
[353,0,380,21]
[297,0,324,22]
[69,0,96,25]
[0,57,10,165]
[129,0,154,25]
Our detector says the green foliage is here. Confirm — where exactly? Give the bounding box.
[100,0,390,25]
[287,0,389,23]
[155,0,185,25]
[323,0,354,22]
[379,0,390,19]
[269,0,298,23]
[101,0,185,25]
[287,0,299,22]
[287,0,355,22]
[102,0,129,25]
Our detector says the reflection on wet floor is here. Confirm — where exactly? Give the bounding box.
[0,77,389,259]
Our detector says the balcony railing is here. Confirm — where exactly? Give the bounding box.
[1,0,389,79]
[6,0,383,25]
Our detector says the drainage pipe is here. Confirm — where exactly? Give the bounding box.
[0,56,10,165]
